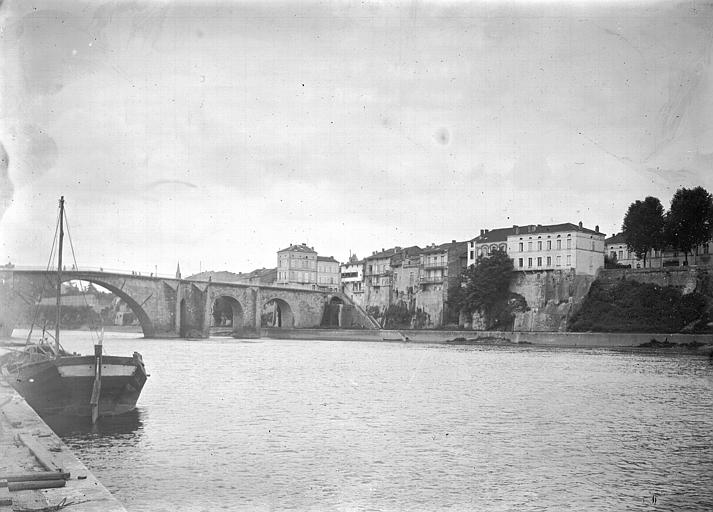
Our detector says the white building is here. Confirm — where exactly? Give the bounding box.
[276,243,317,287]
[507,222,605,275]
[317,256,340,291]
[605,232,713,268]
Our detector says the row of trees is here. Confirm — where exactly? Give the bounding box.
[622,186,713,266]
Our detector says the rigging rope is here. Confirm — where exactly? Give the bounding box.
[62,207,101,345]
[25,206,62,346]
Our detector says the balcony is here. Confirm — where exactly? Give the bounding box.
[423,262,447,269]
[420,276,444,285]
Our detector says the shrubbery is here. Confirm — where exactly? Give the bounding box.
[569,280,709,333]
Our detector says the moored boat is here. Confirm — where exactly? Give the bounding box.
[0,197,148,422]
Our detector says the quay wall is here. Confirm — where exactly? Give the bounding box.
[259,327,713,349]
[0,381,128,511]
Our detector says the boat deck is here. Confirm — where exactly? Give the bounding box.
[0,375,127,512]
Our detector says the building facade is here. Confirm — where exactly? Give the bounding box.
[605,232,713,268]
[467,227,516,266]
[340,256,364,299]
[317,256,340,291]
[507,222,605,276]
[276,243,318,287]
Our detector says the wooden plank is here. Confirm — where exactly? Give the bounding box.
[0,472,70,482]
[8,479,66,492]
[16,433,63,472]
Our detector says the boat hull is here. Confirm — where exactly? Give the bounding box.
[1,354,147,418]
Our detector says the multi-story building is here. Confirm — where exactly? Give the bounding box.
[317,256,340,291]
[605,233,713,268]
[467,227,516,266]
[340,255,364,297]
[391,247,422,299]
[276,243,318,287]
[507,222,605,275]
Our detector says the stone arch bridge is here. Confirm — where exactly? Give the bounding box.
[0,269,377,338]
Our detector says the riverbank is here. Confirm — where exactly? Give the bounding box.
[0,382,127,511]
[261,327,713,352]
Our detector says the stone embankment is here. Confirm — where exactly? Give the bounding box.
[0,382,127,512]
[261,327,713,350]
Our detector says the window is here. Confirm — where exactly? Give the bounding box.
[546,256,551,266]
[469,250,474,260]
[557,240,562,250]
[618,250,623,260]
[556,256,561,266]
[591,241,595,250]
[537,257,542,267]
[566,238,571,249]
[704,244,710,255]
[528,241,533,251]
[519,242,524,252]
[538,241,542,250]
[518,258,523,268]
[547,240,551,250]
[528,258,532,268]
[566,255,571,266]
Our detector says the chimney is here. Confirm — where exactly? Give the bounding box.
[514,224,519,235]
[452,239,456,243]
[480,229,484,236]
[595,225,599,233]
[578,221,583,229]
[485,229,489,234]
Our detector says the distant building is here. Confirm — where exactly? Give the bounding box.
[317,256,340,291]
[507,222,605,276]
[39,294,103,313]
[467,227,516,266]
[186,270,244,282]
[605,233,713,268]
[276,243,318,287]
[340,255,364,303]
[241,267,277,285]
[391,247,422,298]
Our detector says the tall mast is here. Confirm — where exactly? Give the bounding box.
[55,196,64,357]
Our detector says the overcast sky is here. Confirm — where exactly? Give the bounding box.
[1,0,712,276]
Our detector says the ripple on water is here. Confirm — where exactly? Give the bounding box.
[44,333,713,512]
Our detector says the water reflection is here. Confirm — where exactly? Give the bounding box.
[45,408,144,440]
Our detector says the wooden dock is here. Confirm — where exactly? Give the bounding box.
[0,381,127,512]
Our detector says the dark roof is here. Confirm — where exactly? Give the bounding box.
[475,223,604,243]
[340,259,364,266]
[605,232,627,244]
[472,227,518,244]
[317,256,338,263]
[366,245,421,261]
[244,267,277,278]
[278,243,317,254]
[530,222,604,237]
[421,241,468,255]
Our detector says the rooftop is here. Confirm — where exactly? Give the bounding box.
[605,232,627,244]
[278,243,317,254]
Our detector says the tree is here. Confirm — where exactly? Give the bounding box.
[455,249,514,328]
[622,196,665,268]
[665,186,713,264]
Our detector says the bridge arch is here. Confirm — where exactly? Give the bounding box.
[210,295,245,335]
[60,277,156,338]
[261,297,294,328]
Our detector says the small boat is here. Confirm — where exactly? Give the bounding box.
[0,197,148,423]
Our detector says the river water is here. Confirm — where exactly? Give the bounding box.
[26,331,713,511]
